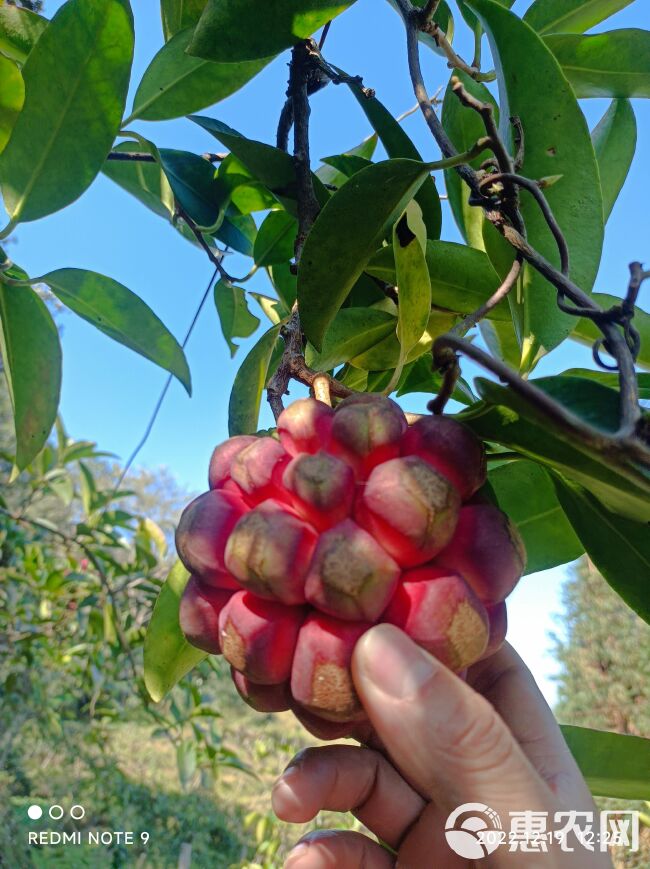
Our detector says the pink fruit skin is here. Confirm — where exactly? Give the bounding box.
[304,519,401,621]
[480,601,508,660]
[383,566,489,671]
[231,669,292,713]
[175,489,247,582]
[291,704,368,741]
[282,451,356,531]
[224,499,317,605]
[400,416,486,501]
[277,398,334,457]
[196,570,241,592]
[179,576,233,655]
[355,455,461,568]
[434,504,526,604]
[327,394,407,477]
[208,435,257,489]
[291,613,371,722]
[230,437,290,506]
[219,591,306,685]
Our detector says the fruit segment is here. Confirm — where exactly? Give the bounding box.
[230,437,289,505]
[176,489,247,582]
[208,435,257,490]
[179,576,233,655]
[282,451,356,531]
[328,393,407,476]
[231,670,293,713]
[277,398,334,456]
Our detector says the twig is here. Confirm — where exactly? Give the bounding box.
[106,150,227,163]
[454,255,523,338]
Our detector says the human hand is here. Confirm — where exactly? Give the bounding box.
[272,624,613,867]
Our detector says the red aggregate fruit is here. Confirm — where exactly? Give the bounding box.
[328,393,407,476]
[383,567,489,671]
[401,415,487,500]
[355,455,461,567]
[179,576,233,655]
[435,504,526,604]
[208,435,257,489]
[305,519,400,621]
[219,591,305,685]
[177,396,526,739]
[176,489,247,582]
[224,500,317,604]
[291,613,371,722]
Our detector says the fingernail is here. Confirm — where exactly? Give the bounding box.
[355,624,438,699]
[285,831,339,867]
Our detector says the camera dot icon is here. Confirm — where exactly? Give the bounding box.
[27,805,43,820]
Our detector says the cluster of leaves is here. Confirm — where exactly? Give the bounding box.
[1,0,649,804]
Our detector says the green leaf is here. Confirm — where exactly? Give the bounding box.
[0,0,134,228]
[388,207,432,391]
[316,135,378,188]
[0,4,47,64]
[189,114,329,213]
[468,0,604,368]
[215,207,257,256]
[253,210,297,267]
[103,140,175,220]
[396,354,475,404]
[0,56,24,155]
[158,148,224,229]
[129,27,272,122]
[561,367,650,400]
[572,293,650,370]
[42,268,191,394]
[269,262,297,309]
[488,460,583,574]
[351,310,457,371]
[366,240,509,320]
[160,0,208,40]
[320,153,372,178]
[478,319,521,367]
[188,0,357,62]
[305,308,397,372]
[229,325,281,436]
[462,378,650,522]
[214,280,260,357]
[523,0,634,36]
[298,158,429,350]
[346,77,442,240]
[592,99,637,221]
[0,281,61,469]
[545,30,650,99]
[144,561,206,703]
[553,476,650,624]
[560,725,650,800]
[441,69,497,249]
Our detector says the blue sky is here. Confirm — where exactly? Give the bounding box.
[5,0,650,704]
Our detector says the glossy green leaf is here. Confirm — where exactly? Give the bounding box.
[269,263,297,310]
[478,319,521,367]
[298,159,429,351]
[592,99,636,221]
[468,0,604,368]
[190,114,329,213]
[560,725,650,800]
[229,325,281,436]
[367,240,509,320]
[103,140,175,220]
[0,4,47,64]
[253,210,297,267]
[129,28,272,122]
[0,281,61,469]
[553,476,650,624]
[396,354,475,404]
[158,148,223,229]
[488,460,583,574]
[219,153,281,214]
[316,135,378,188]
[524,0,634,36]
[0,56,24,154]
[305,308,397,372]
[462,378,650,522]
[160,0,208,40]
[389,207,432,390]
[545,31,650,99]
[561,367,650,400]
[346,77,442,240]
[42,268,191,394]
[144,561,206,702]
[214,280,260,357]
[320,153,372,179]
[441,69,498,250]
[351,310,457,371]
[250,292,289,325]
[216,207,257,256]
[0,0,134,229]
[189,0,357,62]
[572,293,650,370]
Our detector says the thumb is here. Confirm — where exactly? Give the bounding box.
[352,624,553,817]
